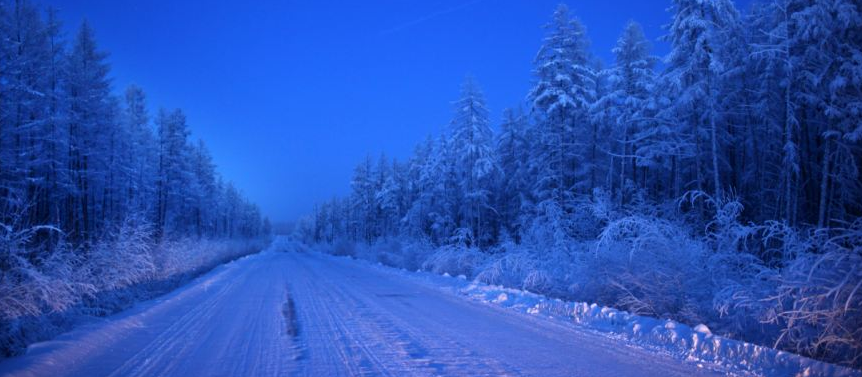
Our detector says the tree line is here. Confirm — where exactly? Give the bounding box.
[0,0,267,246]
[312,0,860,251]
[0,0,270,357]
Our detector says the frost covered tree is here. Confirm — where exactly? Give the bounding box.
[745,0,862,226]
[156,109,191,238]
[0,0,66,232]
[402,137,434,237]
[372,153,394,238]
[791,0,862,228]
[527,5,596,226]
[123,85,157,217]
[190,140,217,237]
[495,108,531,238]
[65,20,113,243]
[349,155,375,242]
[449,77,497,247]
[601,21,656,204]
[664,0,741,197]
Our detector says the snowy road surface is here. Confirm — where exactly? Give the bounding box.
[0,248,735,377]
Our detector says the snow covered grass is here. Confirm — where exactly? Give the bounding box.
[0,219,270,359]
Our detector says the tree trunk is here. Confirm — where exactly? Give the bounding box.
[817,138,831,228]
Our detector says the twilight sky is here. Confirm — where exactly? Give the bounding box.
[42,0,750,222]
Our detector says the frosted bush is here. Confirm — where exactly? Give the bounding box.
[475,248,540,289]
[149,237,267,281]
[0,220,89,358]
[522,269,554,295]
[594,214,712,324]
[709,249,779,340]
[709,220,793,342]
[565,189,612,240]
[86,217,155,292]
[0,223,84,321]
[400,238,435,271]
[474,239,581,297]
[523,200,576,254]
[422,244,487,278]
[370,238,405,267]
[331,238,357,257]
[766,220,862,368]
[353,243,378,262]
[680,193,781,339]
[152,239,190,279]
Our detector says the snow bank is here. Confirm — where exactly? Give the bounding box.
[459,282,861,377]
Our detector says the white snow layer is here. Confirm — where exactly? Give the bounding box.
[453,277,860,377]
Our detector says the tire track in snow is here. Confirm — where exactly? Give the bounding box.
[107,271,243,377]
[288,252,515,376]
[288,256,436,376]
[289,263,372,376]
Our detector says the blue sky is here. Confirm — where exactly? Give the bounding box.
[43,0,750,222]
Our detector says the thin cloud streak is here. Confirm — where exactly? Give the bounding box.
[379,0,485,35]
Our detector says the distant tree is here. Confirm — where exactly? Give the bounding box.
[349,155,375,242]
[191,140,217,238]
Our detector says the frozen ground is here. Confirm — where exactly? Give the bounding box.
[0,241,853,377]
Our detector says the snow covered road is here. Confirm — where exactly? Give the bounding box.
[0,247,734,377]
